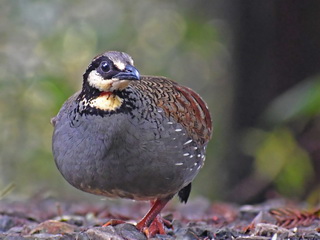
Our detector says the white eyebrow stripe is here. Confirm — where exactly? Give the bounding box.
[113,60,126,71]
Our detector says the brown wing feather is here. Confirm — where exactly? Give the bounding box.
[134,76,212,145]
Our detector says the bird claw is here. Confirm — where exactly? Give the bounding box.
[136,215,172,237]
[102,219,126,227]
[161,217,173,229]
[103,217,171,237]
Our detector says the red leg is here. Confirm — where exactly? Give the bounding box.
[136,197,171,235]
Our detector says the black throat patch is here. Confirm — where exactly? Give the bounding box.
[75,89,137,118]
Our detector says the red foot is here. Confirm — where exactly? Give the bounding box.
[135,198,172,237]
[140,215,166,237]
[103,198,173,237]
[102,219,126,227]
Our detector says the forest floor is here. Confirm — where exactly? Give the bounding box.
[0,196,319,240]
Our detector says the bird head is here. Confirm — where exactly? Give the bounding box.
[78,51,140,113]
[83,51,140,93]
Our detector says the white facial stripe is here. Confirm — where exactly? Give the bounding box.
[88,70,112,91]
[109,80,131,91]
[87,70,131,92]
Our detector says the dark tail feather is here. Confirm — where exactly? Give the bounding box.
[178,182,192,203]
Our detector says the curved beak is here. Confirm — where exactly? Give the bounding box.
[113,65,140,80]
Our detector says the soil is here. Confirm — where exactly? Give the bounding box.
[0,197,319,239]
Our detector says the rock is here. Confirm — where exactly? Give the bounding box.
[29,220,77,235]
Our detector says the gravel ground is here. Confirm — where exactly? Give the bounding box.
[0,197,319,239]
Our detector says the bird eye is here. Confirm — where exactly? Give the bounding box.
[100,61,110,72]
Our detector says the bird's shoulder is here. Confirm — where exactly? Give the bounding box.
[51,91,81,126]
[131,75,212,145]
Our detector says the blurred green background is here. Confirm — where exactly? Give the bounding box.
[1,0,319,204]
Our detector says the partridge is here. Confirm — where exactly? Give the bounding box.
[52,51,212,236]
